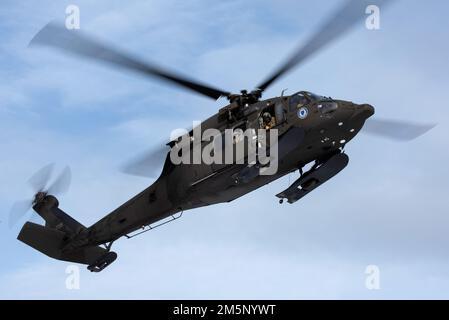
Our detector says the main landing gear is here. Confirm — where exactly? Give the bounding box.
[276,152,349,204]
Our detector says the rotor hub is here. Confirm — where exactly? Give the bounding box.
[228,89,263,106]
[33,191,47,206]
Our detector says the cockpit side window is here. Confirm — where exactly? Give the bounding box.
[317,102,338,115]
[289,93,309,112]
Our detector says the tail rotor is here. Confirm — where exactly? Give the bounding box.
[9,164,72,228]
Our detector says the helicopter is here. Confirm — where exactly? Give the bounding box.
[12,0,434,272]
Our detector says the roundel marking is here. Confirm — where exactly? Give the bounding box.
[297,107,308,119]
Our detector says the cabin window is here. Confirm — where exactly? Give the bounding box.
[259,104,276,129]
[275,103,286,124]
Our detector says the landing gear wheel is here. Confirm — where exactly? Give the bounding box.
[87,251,117,272]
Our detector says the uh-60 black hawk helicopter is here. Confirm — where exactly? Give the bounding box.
[11,0,434,272]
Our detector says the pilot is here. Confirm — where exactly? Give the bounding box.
[262,112,275,129]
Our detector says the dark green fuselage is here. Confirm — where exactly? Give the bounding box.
[86,91,374,245]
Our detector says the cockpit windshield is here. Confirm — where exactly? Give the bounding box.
[289,91,328,112]
[303,91,325,101]
[289,92,310,111]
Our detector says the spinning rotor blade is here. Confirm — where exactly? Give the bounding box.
[47,166,72,195]
[121,145,170,178]
[9,162,54,228]
[30,22,231,100]
[9,165,72,228]
[9,200,33,228]
[363,119,436,141]
[27,163,54,192]
[257,0,394,92]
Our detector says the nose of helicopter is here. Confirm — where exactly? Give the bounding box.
[355,103,375,118]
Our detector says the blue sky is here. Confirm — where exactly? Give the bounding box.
[1,0,449,299]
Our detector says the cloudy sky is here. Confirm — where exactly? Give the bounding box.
[1,0,448,299]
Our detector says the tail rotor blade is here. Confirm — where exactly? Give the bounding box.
[47,166,72,195]
[363,119,436,141]
[11,164,72,228]
[27,163,54,192]
[9,200,32,228]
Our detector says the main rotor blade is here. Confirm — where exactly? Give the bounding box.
[257,0,394,92]
[28,163,55,192]
[362,119,436,141]
[30,22,231,100]
[121,145,170,178]
[47,166,72,195]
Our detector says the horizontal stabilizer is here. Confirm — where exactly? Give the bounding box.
[18,222,112,266]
